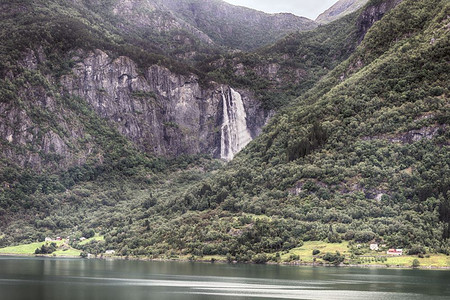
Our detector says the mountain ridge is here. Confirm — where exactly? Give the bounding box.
[316,0,370,24]
[78,0,318,52]
[0,0,449,264]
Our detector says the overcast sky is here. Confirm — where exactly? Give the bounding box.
[223,0,338,20]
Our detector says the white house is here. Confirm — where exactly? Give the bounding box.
[105,250,115,255]
[370,243,379,251]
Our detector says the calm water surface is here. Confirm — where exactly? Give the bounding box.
[0,256,449,300]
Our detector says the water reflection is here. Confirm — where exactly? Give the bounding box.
[0,257,449,300]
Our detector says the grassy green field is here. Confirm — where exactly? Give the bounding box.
[0,241,80,257]
[363,254,450,268]
[53,248,81,257]
[0,241,64,255]
[1,239,449,268]
[282,241,450,268]
[0,236,102,257]
[79,235,105,246]
[283,241,350,263]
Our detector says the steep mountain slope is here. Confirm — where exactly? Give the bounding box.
[0,0,272,173]
[316,0,369,24]
[76,0,317,53]
[1,0,449,263]
[0,0,316,70]
[0,0,281,246]
[0,0,389,178]
[177,0,449,258]
[200,0,401,110]
[159,0,317,50]
[94,0,448,259]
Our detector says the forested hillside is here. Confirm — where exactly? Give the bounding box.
[180,0,450,258]
[0,0,449,264]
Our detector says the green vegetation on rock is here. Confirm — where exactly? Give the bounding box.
[0,0,449,268]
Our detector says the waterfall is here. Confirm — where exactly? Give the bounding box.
[220,87,252,161]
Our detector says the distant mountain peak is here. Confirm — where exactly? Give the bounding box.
[156,0,318,50]
[316,0,369,24]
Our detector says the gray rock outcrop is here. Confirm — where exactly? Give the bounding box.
[61,49,268,158]
[0,48,269,171]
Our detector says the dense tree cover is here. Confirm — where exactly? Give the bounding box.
[323,252,345,265]
[178,0,450,258]
[0,0,449,264]
[137,0,449,259]
[35,242,57,254]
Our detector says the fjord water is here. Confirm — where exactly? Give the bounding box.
[0,257,449,300]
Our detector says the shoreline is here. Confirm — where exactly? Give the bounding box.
[1,253,449,270]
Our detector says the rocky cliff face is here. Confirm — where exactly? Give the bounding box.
[0,49,269,171]
[0,0,404,171]
[61,49,268,158]
[0,50,96,171]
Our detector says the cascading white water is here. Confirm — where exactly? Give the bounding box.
[220,87,252,161]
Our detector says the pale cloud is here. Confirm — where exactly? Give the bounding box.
[223,0,338,20]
